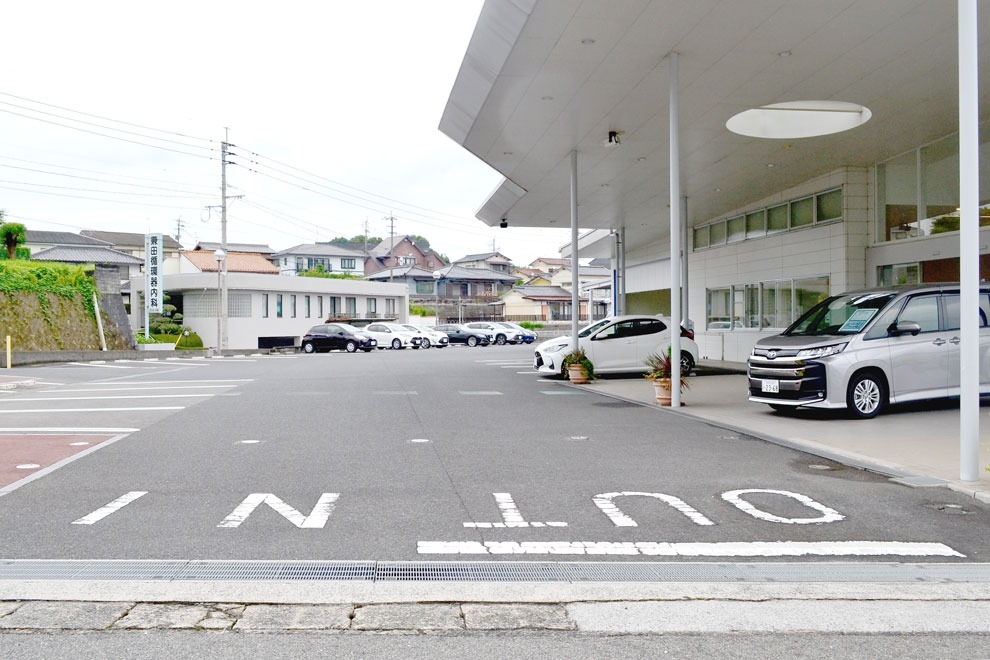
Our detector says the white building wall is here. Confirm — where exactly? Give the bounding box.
[131,273,408,350]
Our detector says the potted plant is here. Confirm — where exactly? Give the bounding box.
[562,347,595,384]
[644,347,688,406]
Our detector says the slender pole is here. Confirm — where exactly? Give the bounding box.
[669,51,682,408]
[221,129,229,351]
[570,150,580,350]
[216,265,222,357]
[958,0,979,481]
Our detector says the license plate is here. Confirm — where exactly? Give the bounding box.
[761,379,779,394]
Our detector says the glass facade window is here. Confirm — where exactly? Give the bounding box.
[727,216,745,243]
[745,210,765,238]
[318,296,324,318]
[262,294,269,318]
[707,276,829,330]
[367,298,377,314]
[878,128,990,242]
[767,204,788,233]
[790,196,814,228]
[817,188,842,222]
[346,297,357,315]
[877,262,921,286]
[693,225,710,249]
[709,220,726,245]
[290,295,297,318]
[305,295,311,318]
[706,288,731,329]
[330,297,340,316]
[276,294,283,318]
[341,258,356,270]
[228,293,252,318]
[386,298,396,315]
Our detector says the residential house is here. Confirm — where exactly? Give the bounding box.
[367,263,518,322]
[80,230,183,275]
[365,235,446,275]
[270,242,365,276]
[500,285,585,322]
[453,251,513,273]
[529,257,569,273]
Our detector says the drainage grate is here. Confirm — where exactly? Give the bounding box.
[0,560,988,583]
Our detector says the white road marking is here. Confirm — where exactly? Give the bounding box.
[72,491,148,525]
[722,489,845,524]
[217,493,340,529]
[459,391,503,396]
[593,492,715,527]
[5,394,215,402]
[0,427,139,433]
[464,493,568,528]
[114,360,212,367]
[47,385,237,393]
[67,362,132,369]
[373,391,419,395]
[0,407,184,414]
[83,380,252,385]
[417,541,965,557]
[15,464,40,469]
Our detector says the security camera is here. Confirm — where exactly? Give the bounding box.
[500,218,508,229]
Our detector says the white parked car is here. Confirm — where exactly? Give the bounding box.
[534,315,699,377]
[466,321,526,345]
[403,324,449,349]
[363,322,424,350]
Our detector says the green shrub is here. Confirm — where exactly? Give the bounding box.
[153,331,204,349]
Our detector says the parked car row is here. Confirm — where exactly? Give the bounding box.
[302,322,540,353]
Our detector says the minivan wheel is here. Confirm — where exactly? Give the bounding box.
[847,371,885,419]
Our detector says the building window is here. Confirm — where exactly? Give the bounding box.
[706,277,828,330]
[341,258,356,270]
[745,210,765,238]
[330,296,340,316]
[693,225,710,249]
[318,295,324,318]
[367,298,377,315]
[262,293,269,318]
[290,295,297,318]
[767,204,788,233]
[415,281,433,294]
[296,257,305,271]
[228,293,252,318]
[726,216,745,243]
[877,262,921,286]
[346,297,357,315]
[790,196,814,228]
[305,295,311,318]
[385,298,396,315]
[276,294,283,318]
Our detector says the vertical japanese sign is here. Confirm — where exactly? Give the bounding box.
[145,233,163,314]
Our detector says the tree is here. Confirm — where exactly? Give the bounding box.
[330,235,383,245]
[0,213,26,260]
[409,235,431,250]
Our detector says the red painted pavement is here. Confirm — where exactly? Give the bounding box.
[0,434,118,489]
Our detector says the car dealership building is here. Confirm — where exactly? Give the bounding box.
[441,0,990,364]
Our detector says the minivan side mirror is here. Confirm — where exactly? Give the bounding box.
[889,320,922,336]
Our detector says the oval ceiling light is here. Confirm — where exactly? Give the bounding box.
[726,100,871,139]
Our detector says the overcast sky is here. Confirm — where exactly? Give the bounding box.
[0,1,571,266]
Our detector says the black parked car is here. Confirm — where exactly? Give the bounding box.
[433,323,493,347]
[301,323,377,353]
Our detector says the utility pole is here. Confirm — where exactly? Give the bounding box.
[220,128,232,351]
[386,214,396,282]
[175,217,185,244]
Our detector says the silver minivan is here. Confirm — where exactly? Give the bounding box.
[747,283,990,418]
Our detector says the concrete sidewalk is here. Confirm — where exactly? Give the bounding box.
[579,361,990,504]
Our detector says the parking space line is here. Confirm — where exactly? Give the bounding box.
[0,407,184,414]
[417,541,965,557]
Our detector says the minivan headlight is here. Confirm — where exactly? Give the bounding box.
[797,342,848,359]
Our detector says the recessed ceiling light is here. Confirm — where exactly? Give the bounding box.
[541,95,554,101]
[637,157,647,162]
[503,151,513,156]
[767,163,775,168]
[581,38,596,45]
[778,50,792,57]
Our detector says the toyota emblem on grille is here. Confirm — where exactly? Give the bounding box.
[768,350,777,359]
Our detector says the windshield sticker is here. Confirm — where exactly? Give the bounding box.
[838,308,878,333]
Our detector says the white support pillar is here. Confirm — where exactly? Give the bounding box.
[570,150,580,350]
[669,52,682,407]
[958,0,980,482]
[681,195,689,328]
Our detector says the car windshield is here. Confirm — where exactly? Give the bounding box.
[338,324,361,333]
[578,318,614,338]
[784,292,896,336]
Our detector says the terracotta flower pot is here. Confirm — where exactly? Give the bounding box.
[653,378,673,406]
[568,364,589,384]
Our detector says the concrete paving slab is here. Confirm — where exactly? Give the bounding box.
[351,603,462,630]
[0,601,131,629]
[567,600,990,633]
[235,604,352,630]
[461,603,575,630]
[113,603,210,629]
[0,602,21,618]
